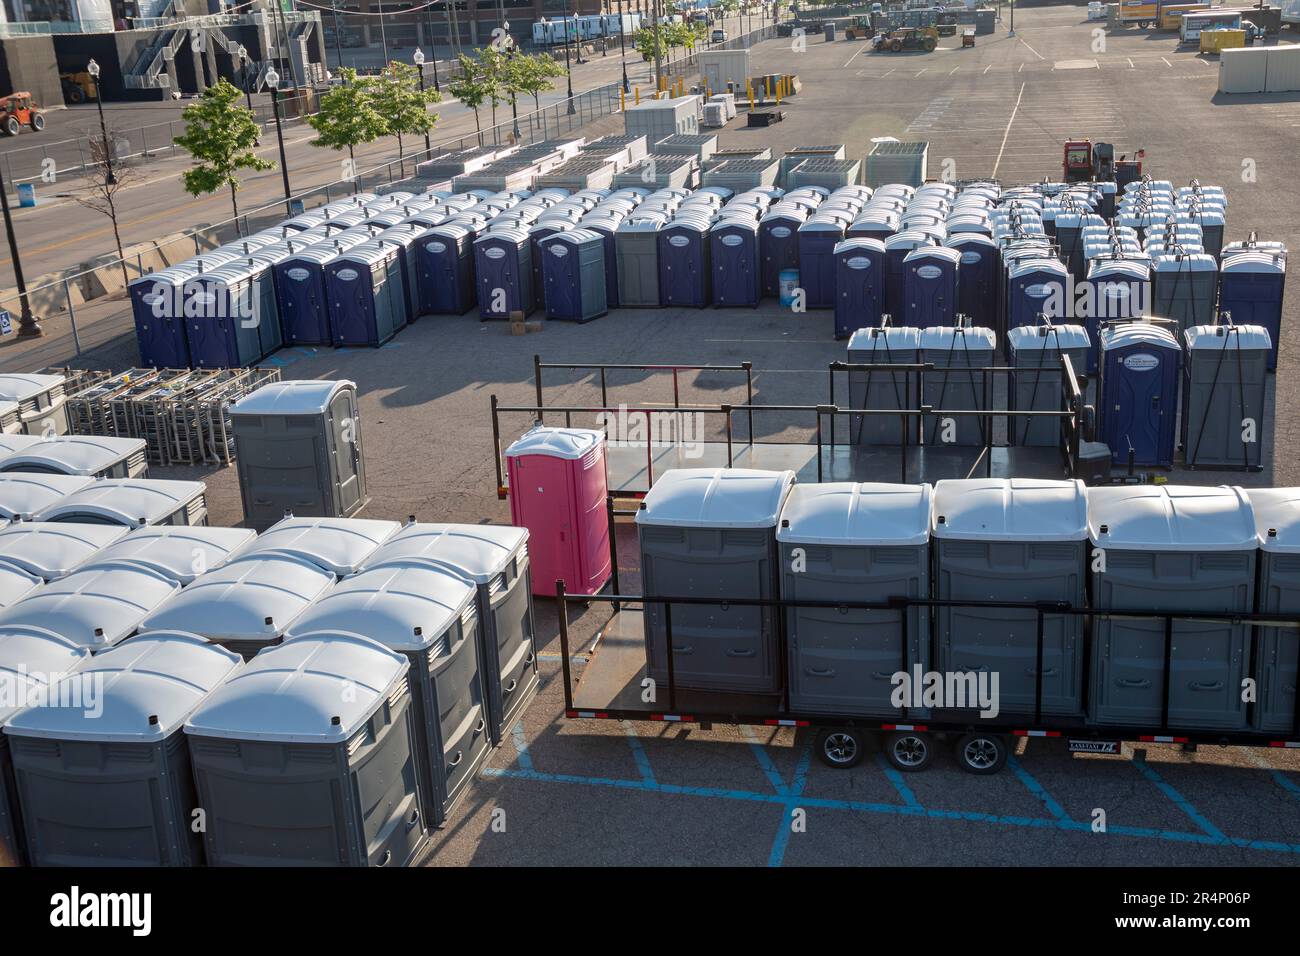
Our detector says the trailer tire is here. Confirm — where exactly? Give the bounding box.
[883,730,933,772]
[816,728,866,768]
[955,732,1008,775]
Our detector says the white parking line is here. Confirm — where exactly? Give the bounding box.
[983,63,993,74]
[843,45,868,69]
[992,81,1026,179]
[1019,62,1025,72]
[950,66,960,75]
[1020,37,1046,60]
[1128,57,1135,68]
[883,68,896,77]
[1161,56,1173,67]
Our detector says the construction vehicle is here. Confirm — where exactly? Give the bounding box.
[60,71,97,105]
[844,15,873,38]
[0,93,45,135]
[1063,139,1145,187]
[873,25,938,51]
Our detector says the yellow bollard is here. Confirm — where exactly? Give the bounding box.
[620,88,625,111]
[747,80,754,110]
[765,76,772,101]
[635,86,640,104]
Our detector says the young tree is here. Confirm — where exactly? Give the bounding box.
[513,53,567,113]
[74,128,133,288]
[447,54,489,144]
[368,61,441,161]
[172,78,271,220]
[478,45,507,129]
[307,68,389,190]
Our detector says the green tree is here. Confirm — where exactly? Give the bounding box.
[447,54,490,144]
[634,25,667,61]
[172,79,271,220]
[369,61,441,161]
[478,46,507,129]
[513,53,567,113]
[307,68,389,190]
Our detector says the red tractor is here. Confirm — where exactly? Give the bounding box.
[0,93,45,136]
[1063,139,1144,186]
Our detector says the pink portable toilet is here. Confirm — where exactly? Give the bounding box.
[505,426,610,596]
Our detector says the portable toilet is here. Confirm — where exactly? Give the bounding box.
[0,474,92,521]
[129,266,194,368]
[932,478,1089,717]
[1006,258,1069,338]
[136,553,335,660]
[275,238,365,346]
[1098,322,1182,468]
[229,379,367,530]
[797,217,848,310]
[326,241,406,346]
[360,523,536,746]
[505,427,610,597]
[902,246,961,329]
[1179,205,1225,258]
[1218,252,1285,370]
[847,325,922,446]
[4,632,241,866]
[636,468,795,694]
[183,261,281,368]
[416,223,477,315]
[0,435,147,480]
[1151,253,1218,339]
[1243,488,1300,734]
[0,564,41,610]
[234,516,400,576]
[759,207,807,301]
[86,525,257,585]
[919,325,996,447]
[577,214,623,309]
[1007,323,1091,446]
[0,521,129,581]
[1181,323,1270,470]
[776,482,932,718]
[946,233,999,330]
[184,632,427,867]
[0,562,179,650]
[615,217,666,308]
[883,231,933,320]
[833,238,886,340]
[0,374,69,437]
[1083,259,1150,372]
[1087,485,1256,731]
[710,217,760,308]
[541,228,608,322]
[475,227,534,320]
[283,564,490,826]
[658,218,712,308]
[0,627,90,866]
[374,226,426,323]
[34,479,208,528]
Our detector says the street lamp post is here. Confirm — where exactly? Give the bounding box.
[86,59,115,187]
[236,45,254,112]
[265,68,293,215]
[413,48,433,156]
[617,0,629,92]
[505,42,520,139]
[0,162,40,338]
[424,7,440,92]
[562,0,576,113]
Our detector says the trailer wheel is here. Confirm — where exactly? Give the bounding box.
[816,728,866,768]
[955,733,1008,775]
[883,730,932,772]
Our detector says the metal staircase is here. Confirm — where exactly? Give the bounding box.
[124,27,186,90]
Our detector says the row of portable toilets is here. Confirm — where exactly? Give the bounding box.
[846,316,1271,469]
[633,470,1299,736]
[0,509,541,868]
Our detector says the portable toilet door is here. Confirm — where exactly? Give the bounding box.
[847,325,922,446]
[1181,323,1270,470]
[659,218,712,309]
[833,238,885,340]
[883,231,931,320]
[327,243,405,347]
[1218,252,1285,370]
[798,218,847,310]
[1098,322,1182,468]
[183,266,262,369]
[615,218,666,308]
[1007,323,1091,446]
[903,246,961,329]
[710,218,760,308]
[1243,487,1300,734]
[579,214,623,309]
[1007,258,1068,341]
[4,632,241,866]
[1152,253,1218,341]
[417,224,476,315]
[528,219,572,309]
[946,233,999,330]
[541,229,608,323]
[920,325,996,447]
[130,267,193,368]
[275,241,361,346]
[375,227,425,324]
[183,632,427,867]
[505,426,610,596]
[759,210,806,299]
[475,228,534,320]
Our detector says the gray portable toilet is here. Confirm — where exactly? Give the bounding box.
[615,216,666,308]
[1087,485,1256,731]
[0,563,41,610]
[0,627,91,866]
[86,526,257,585]
[0,435,148,480]
[920,325,996,447]
[229,380,367,530]
[33,478,208,528]
[847,325,922,446]
[0,374,69,438]
[360,523,536,746]
[1181,324,1270,470]
[136,554,335,660]
[234,516,400,576]
[1152,253,1218,338]
[4,632,241,867]
[1244,488,1300,735]
[776,482,932,717]
[636,468,795,695]
[285,561,490,826]
[1007,323,1091,447]
[0,521,129,581]
[0,474,92,521]
[0,562,180,651]
[932,478,1089,717]
[184,633,427,867]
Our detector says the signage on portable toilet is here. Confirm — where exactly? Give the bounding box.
[833,238,885,340]
[1098,322,1182,468]
[903,246,961,329]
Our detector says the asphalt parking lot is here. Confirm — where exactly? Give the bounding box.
[11,3,1300,866]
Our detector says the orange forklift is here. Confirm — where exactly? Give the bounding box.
[1063,139,1145,187]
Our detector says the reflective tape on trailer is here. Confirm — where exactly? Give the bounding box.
[650,714,694,722]
[882,724,928,731]
[1013,730,1062,738]
[566,710,610,719]
[762,719,810,727]
[1269,741,1300,749]
[1139,735,1189,744]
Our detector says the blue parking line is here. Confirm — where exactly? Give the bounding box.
[1271,769,1300,799]
[876,754,922,810]
[1132,754,1226,843]
[510,722,534,773]
[740,725,789,796]
[767,739,814,868]
[623,721,657,785]
[1008,755,1070,821]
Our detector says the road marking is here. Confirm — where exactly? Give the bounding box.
[983,63,993,74]
[949,66,959,76]
[1019,62,1025,73]
[916,68,927,76]
[1020,37,1046,60]
[992,80,1026,179]
[1133,753,1227,842]
[882,68,896,77]
[1162,56,1173,67]
[842,44,868,69]
[1128,57,1134,68]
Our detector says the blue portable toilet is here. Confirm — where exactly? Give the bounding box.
[475,227,534,320]
[946,233,998,330]
[659,217,712,308]
[541,228,607,323]
[326,240,406,347]
[1083,258,1150,373]
[1218,251,1286,370]
[1098,322,1182,468]
[1006,257,1069,338]
[883,231,932,321]
[183,259,282,368]
[416,223,477,315]
[797,216,848,310]
[759,206,807,299]
[529,218,573,309]
[710,217,760,308]
[847,214,898,244]
[130,264,195,368]
[832,238,886,340]
[372,225,425,323]
[577,213,624,309]
[903,245,961,329]
[275,235,367,346]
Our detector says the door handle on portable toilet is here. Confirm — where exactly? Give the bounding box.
[377,850,393,867]
[872,671,894,680]
[1026,666,1058,677]
[807,666,836,677]
[672,644,694,654]
[504,679,518,693]
[1117,677,1151,688]
[1189,680,1224,691]
[447,750,465,768]
[475,718,486,734]
[726,648,755,658]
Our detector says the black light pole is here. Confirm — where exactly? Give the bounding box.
[413,48,433,155]
[425,6,440,91]
[236,46,253,111]
[330,2,347,71]
[506,45,520,138]
[562,0,576,113]
[0,163,40,338]
[86,59,115,186]
[617,0,629,91]
[266,68,293,215]
[601,0,608,55]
